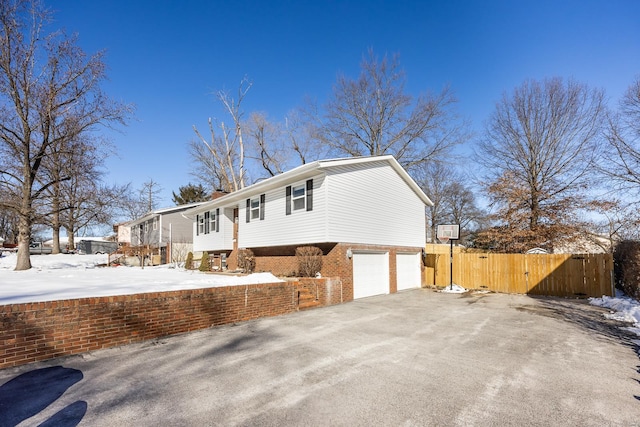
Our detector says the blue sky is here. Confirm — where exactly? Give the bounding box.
[49,0,640,208]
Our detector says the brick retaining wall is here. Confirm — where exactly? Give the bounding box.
[0,279,339,370]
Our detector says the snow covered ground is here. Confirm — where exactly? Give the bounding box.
[590,291,640,342]
[2,252,640,343]
[0,253,282,305]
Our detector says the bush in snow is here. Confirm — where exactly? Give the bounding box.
[185,252,194,270]
[296,246,323,277]
[237,249,255,273]
[199,251,210,272]
[613,240,640,300]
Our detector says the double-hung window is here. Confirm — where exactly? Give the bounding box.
[209,209,218,233]
[197,214,205,235]
[292,184,306,210]
[286,179,313,215]
[250,198,260,220]
[245,195,265,222]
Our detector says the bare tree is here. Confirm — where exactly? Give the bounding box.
[191,78,250,193]
[308,49,467,172]
[246,112,286,177]
[446,181,486,244]
[587,199,640,252]
[284,108,320,165]
[0,0,131,270]
[140,178,163,212]
[601,77,640,196]
[416,162,484,243]
[38,134,107,253]
[120,180,163,221]
[415,162,453,242]
[476,77,605,252]
[0,199,19,243]
[61,182,129,251]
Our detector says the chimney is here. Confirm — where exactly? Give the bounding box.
[211,189,228,200]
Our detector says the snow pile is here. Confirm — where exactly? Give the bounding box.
[590,292,640,338]
[439,284,467,294]
[0,253,283,305]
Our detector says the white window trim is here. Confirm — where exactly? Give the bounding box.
[250,197,260,220]
[292,183,306,211]
[198,214,205,235]
[209,210,217,232]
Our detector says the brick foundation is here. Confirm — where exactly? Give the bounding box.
[249,243,425,301]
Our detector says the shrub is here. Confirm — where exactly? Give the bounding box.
[296,246,323,277]
[185,252,194,270]
[613,240,640,300]
[237,248,255,273]
[199,251,210,272]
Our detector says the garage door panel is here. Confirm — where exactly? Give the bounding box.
[397,252,421,291]
[353,252,389,299]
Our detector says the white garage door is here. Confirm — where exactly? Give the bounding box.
[396,252,422,291]
[352,252,389,299]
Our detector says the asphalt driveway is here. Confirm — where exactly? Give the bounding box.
[1,289,639,426]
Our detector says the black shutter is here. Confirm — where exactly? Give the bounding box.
[306,179,313,211]
[260,194,265,220]
[285,186,292,215]
[216,208,220,232]
[246,199,250,223]
[196,214,199,236]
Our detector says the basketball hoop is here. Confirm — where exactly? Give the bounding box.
[436,224,459,243]
[436,225,460,291]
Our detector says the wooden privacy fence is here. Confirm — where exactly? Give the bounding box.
[424,252,614,298]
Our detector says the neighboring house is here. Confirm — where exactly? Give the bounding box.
[127,201,206,264]
[114,222,132,246]
[184,155,433,300]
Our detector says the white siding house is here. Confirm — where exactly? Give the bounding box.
[184,156,433,300]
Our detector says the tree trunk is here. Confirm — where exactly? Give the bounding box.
[66,226,76,251]
[15,213,32,271]
[52,224,61,254]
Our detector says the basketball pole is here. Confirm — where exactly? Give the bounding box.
[449,239,453,291]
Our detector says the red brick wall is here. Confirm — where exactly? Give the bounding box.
[245,243,424,301]
[0,244,424,369]
[296,277,345,305]
[0,282,302,369]
[255,255,298,276]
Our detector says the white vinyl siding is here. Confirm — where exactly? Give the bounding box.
[193,207,235,252]
[191,157,428,251]
[239,175,326,248]
[325,162,426,247]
